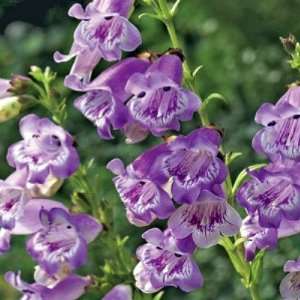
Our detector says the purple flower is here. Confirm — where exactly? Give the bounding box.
[72,57,150,140]
[125,55,201,137]
[103,284,132,300]
[54,0,141,84]
[5,271,90,300]
[240,214,278,261]
[0,78,11,98]
[0,180,29,230]
[280,257,300,299]
[0,196,67,254]
[107,145,175,226]
[163,128,227,204]
[134,228,203,293]
[253,99,300,162]
[27,207,102,275]
[237,164,300,228]
[7,114,80,184]
[276,85,300,108]
[168,191,241,248]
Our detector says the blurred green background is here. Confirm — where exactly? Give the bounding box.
[1,0,300,299]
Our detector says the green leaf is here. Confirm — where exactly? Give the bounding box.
[225,152,243,166]
[153,291,164,300]
[204,93,227,105]
[138,12,162,20]
[234,237,246,249]
[250,250,265,285]
[192,65,203,78]
[171,0,182,16]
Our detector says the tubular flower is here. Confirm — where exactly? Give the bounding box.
[253,100,300,162]
[134,228,203,293]
[7,114,80,184]
[27,207,102,275]
[168,191,241,248]
[0,194,66,254]
[72,57,150,140]
[103,284,132,300]
[280,258,300,300]
[163,128,227,204]
[237,164,300,228]
[125,55,201,137]
[5,271,90,300]
[240,214,278,261]
[54,0,141,85]
[107,145,175,226]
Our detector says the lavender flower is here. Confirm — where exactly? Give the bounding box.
[134,228,203,293]
[164,128,227,204]
[253,99,300,162]
[103,284,132,300]
[280,257,300,299]
[168,191,241,248]
[237,164,300,228]
[54,0,141,85]
[5,271,90,300]
[107,145,175,226]
[72,57,150,140]
[7,114,80,184]
[27,207,102,275]
[0,78,11,97]
[0,180,67,254]
[240,214,278,261]
[125,55,201,137]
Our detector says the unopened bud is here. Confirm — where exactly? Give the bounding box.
[0,96,22,123]
[9,75,31,95]
[280,34,297,54]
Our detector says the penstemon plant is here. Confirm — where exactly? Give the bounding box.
[1,0,300,299]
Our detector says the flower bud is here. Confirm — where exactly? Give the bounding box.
[9,75,31,95]
[0,96,22,123]
[280,34,297,54]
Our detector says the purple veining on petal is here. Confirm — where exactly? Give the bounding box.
[27,208,92,275]
[237,165,300,228]
[168,192,241,248]
[125,55,201,136]
[134,228,203,293]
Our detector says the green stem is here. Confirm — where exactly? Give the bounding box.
[249,284,261,300]
[156,0,209,125]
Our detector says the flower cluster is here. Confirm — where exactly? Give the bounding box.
[108,127,242,293]
[235,86,300,297]
[0,114,102,300]
[55,0,201,143]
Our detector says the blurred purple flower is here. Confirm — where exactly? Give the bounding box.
[107,145,175,226]
[7,114,80,184]
[168,191,241,248]
[54,0,141,85]
[280,257,300,299]
[134,228,203,293]
[5,271,90,300]
[164,128,227,204]
[125,55,201,137]
[0,79,11,98]
[103,284,132,300]
[27,207,102,275]
[237,164,300,228]
[72,57,150,140]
